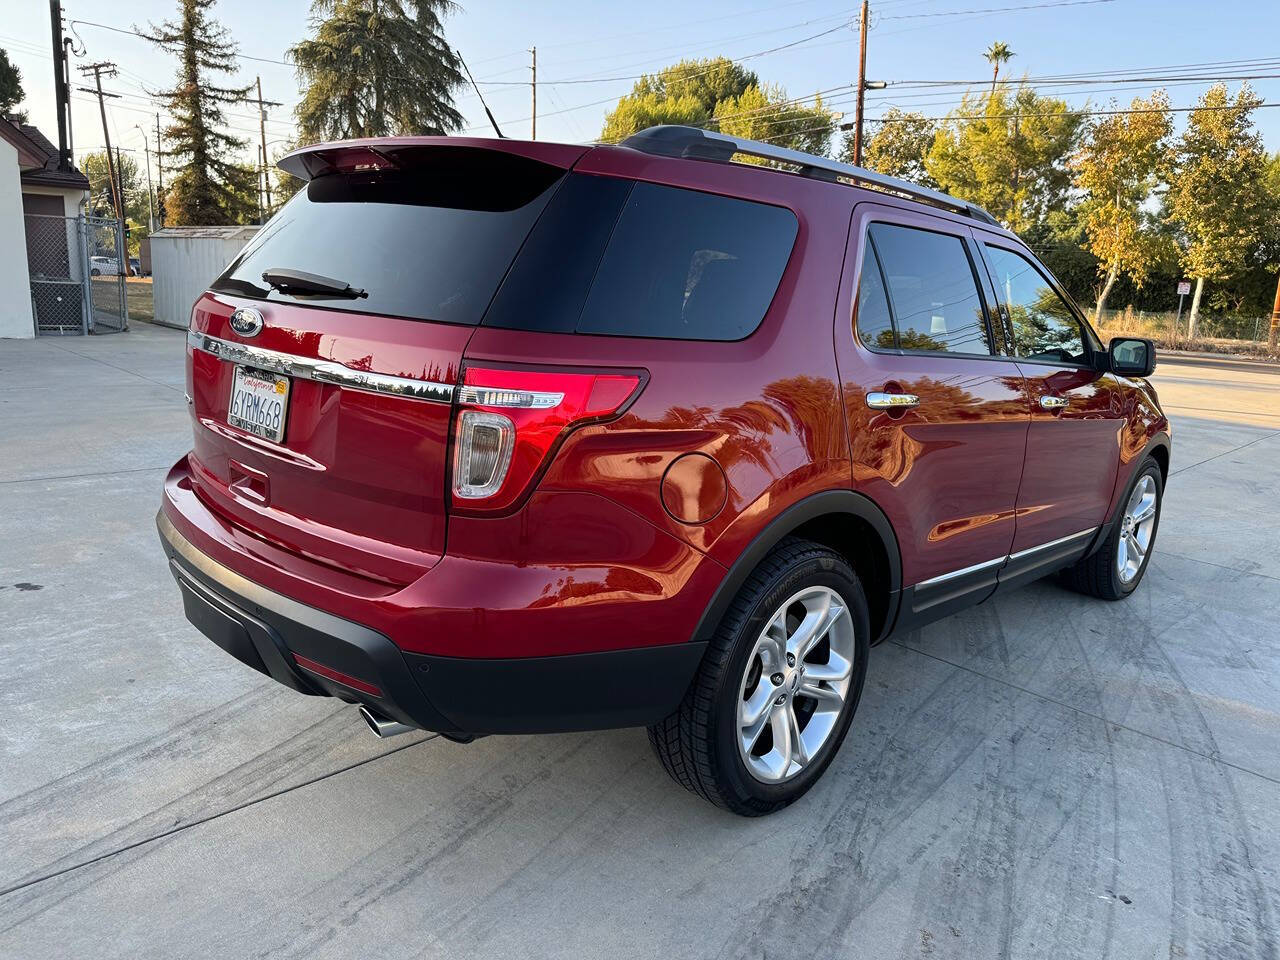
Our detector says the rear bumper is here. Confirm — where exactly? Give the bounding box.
[158,511,707,735]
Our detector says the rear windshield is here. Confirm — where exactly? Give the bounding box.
[212,148,564,325]
[215,161,797,341]
[484,174,798,341]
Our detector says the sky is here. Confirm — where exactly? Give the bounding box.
[2,0,1279,182]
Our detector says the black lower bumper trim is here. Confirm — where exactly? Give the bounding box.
[158,512,707,735]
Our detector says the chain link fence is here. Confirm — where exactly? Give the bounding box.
[23,213,128,335]
[1096,307,1273,351]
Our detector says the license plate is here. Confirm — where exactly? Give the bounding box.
[228,366,290,443]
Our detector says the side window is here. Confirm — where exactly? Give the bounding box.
[868,223,993,356]
[854,241,896,350]
[575,181,798,341]
[985,245,1088,365]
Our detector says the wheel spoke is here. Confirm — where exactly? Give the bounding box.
[1125,530,1145,564]
[786,704,809,768]
[787,593,846,660]
[802,651,852,684]
[1132,495,1157,523]
[762,703,791,780]
[798,676,843,704]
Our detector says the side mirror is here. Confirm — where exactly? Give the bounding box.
[1108,337,1156,377]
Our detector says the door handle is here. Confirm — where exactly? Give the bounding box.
[866,391,920,410]
[1039,395,1069,410]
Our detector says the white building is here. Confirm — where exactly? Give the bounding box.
[0,117,91,338]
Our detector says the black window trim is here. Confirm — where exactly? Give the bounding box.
[851,215,1004,362]
[976,237,1104,371]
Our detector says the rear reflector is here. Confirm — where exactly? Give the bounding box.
[292,653,383,698]
[450,364,644,513]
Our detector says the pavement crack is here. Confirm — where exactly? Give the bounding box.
[0,736,435,900]
[891,640,1280,788]
[1170,429,1280,477]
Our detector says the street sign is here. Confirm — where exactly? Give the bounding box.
[1177,281,1192,296]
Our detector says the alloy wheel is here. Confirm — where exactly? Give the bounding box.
[737,585,855,783]
[1117,473,1158,584]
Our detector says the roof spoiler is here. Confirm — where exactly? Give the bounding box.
[620,125,1001,227]
[278,137,589,183]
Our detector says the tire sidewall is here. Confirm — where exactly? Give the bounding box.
[1111,460,1164,597]
[712,554,870,808]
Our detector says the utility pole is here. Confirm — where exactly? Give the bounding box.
[116,144,130,273]
[247,76,280,219]
[155,113,164,227]
[63,38,76,160]
[77,62,123,226]
[136,125,155,232]
[852,0,869,166]
[530,46,536,141]
[49,0,71,169]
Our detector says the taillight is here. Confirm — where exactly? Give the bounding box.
[450,365,644,513]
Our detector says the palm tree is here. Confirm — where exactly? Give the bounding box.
[984,41,1014,96]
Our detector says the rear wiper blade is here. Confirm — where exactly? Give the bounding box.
[261,268,367,299]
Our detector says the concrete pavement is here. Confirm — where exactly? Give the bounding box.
[1,325,1277,959]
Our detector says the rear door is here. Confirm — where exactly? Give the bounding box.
[185,141,583,585]
[835,205,1031,626]
[976,239,1123,564]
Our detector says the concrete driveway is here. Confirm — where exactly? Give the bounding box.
[2,324,1277,960]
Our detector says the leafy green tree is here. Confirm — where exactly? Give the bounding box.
[601,57,757,142]
[926,86,1082,232]
[842,109,938,186]
[291,0,464,142]
[1073,91,1174,321]
[600,91,707,144]
[142,0,257,225]
[0,48,24,120]
[1165,83,1278,337]
[984,41,1014,95]
[714,84,834,157]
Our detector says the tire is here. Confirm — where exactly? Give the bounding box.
[1062,457,1163,601]
[90,268,100,276]
[648,537,871,816]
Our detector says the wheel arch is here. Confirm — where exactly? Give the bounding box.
[692,490,902,646]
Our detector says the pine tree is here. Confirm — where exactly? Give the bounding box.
[0,48,25,120]
[291,0,464,143]
[142,0,256,225]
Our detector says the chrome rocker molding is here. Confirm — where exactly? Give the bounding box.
[897,526,1098,631]
[188,330,456,404]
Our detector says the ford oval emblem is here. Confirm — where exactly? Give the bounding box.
[229,307,264,338]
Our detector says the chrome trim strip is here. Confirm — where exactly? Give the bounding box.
[915,554,1005,589]
[188,330,455,404]
[913,526,1099,589]
[1006,526,1097,562]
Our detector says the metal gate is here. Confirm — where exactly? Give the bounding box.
[23,213,129,335]
[85,215,129,333]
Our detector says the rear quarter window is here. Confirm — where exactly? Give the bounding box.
[483,175,799,342]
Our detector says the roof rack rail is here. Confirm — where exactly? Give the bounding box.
[620,125,1001,228]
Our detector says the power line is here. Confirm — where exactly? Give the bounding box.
[877,0,1115,19]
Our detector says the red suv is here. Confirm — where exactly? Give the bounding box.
[158,126,1170,815]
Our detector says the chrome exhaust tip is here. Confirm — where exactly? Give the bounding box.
[358,705,414,739]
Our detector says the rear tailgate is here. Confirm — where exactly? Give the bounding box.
[184,139,586,585]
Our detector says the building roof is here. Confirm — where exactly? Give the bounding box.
[0,116,90,191]
[151,226,260,240]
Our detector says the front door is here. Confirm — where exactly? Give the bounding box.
[976,239,1124,578]
[835,206,1032,629]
